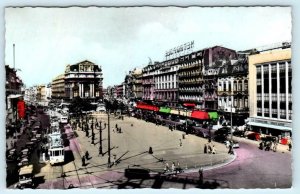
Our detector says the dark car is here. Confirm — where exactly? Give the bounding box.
[233,130,245,137]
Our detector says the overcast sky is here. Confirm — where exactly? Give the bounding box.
[5,6,291,88]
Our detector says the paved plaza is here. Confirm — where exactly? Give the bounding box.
[30,113,235,189]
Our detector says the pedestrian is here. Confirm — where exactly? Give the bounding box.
[179,139,182,147]
[148,146,153,154]
[204,144,207,154]
[288,140,292,151]
[171,162,175,172]
[82,156,85,166]
[273,142,277,152]
[198,167,203,185]
[85,151,90,160]
[228,144,233,155]
[10,140,14,148]
[113,154,117,166]
[13,141,17,148]
[211,145,216,154]
[164,162,170,172]
[176,161,181,173]
[119,127,122,133]
[115,124,118,129]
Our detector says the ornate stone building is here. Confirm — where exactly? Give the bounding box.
[64,60,103,100]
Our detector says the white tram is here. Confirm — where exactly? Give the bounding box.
[48,132,64,165]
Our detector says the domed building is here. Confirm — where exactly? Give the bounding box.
[64,60,103,100]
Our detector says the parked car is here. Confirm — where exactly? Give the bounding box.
[18,158,29,167]
[225,140,240,148]
[7,148,17,162]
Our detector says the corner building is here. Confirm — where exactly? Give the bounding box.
[248,47,292,138]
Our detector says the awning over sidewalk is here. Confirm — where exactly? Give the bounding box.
[7,94,22,99]
[247,121,292,131]
[208,112,218,120]
[159,107,171,113]
[183,103,196,107]
[170,109,179,115]
[191,110,210,120]
[136,104,159,111]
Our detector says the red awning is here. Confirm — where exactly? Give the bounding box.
[183,103,196,107]
[191,110,210,120]
[136,103,159,111]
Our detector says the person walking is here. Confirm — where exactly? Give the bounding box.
[211,145,216,154]
[179,139,182,147]
[164,162,170,172]
[85,151,90,160]
[288,140,292,151]
[171,162,175,173]
[82,156,86,166]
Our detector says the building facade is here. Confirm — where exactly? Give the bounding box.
[142,64,157,101]
[64,60,103,100]
[124,68,143,100]
[51,74,65,99]
[247,46,292,137]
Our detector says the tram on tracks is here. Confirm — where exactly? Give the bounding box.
[48,131,64,165]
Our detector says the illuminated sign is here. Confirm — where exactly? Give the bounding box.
[165,41,195,60]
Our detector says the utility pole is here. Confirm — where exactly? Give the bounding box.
[13,43,15,69]
[107,109,111,167]
[99,121,103,156]
[230,96,233,141]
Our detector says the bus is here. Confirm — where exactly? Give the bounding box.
[48,132,64,165]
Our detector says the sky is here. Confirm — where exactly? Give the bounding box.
[5,6,291,88]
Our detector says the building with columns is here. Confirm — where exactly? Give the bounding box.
[64,60,103,100]
[247,43,292,137]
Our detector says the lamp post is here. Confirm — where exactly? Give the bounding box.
[107,109,111,167]
[99,121,104,156]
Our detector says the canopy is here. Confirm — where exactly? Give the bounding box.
[136,104,159,111]
[183,103,196,107]
[247,121,292,131]
[191,110,210,120]
[208,112,218,120]
[170,109,179,115]
[159,107,171,113]
[7,94,22,99]
[178,110,192,117]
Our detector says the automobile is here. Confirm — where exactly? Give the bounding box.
[7,148,17,162]
[25,142,36,151]
[36,134,42,141]
[19,148,31,159]
[233,130,245,137]
[246,132,261,141]
[15,164,35,189]
[96,106,106,112]
[18,158,29,167]
[225,140,240,148]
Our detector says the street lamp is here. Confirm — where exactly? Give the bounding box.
[107,109,111,167]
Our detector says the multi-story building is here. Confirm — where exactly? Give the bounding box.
[247,43,292,138]
[217,53,249,125]
[51,74,65,99]
[5,65,24,123]
[177,51,205,109]
[142,64,157,101]
[64,60,103,100]
[202,46,238,110]
[115,83,124,98]
[24,86,37,104]
[124,68,143,100]
[154,59,180,107]
[45,83,52,101]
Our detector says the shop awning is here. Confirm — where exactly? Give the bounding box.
[170,109,179,115]
[159,107,171,113]
[191,110,210,120]
[178,110,192,117]
[183,103,196,107]
[136,104,159,111]
[7,94,22,99]
[247,122,292,131]
[208,112,218,119]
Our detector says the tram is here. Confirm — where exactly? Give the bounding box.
[48,131,64,165]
